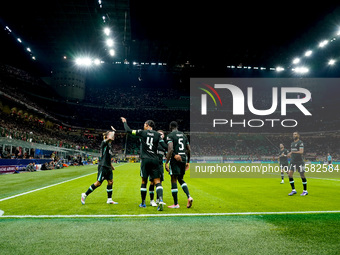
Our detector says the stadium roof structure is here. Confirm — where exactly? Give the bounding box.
[1,1,340,77]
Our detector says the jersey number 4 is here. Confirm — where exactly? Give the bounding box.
[146,137,154,150]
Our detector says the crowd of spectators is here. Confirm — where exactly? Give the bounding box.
[84,86,185,108]
[189,132,339,161]
[0,111,98,150]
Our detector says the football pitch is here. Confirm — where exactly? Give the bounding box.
[0,163,339,254]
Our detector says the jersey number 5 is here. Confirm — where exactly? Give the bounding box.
[178,138,184,151]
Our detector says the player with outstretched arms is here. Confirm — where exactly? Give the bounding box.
[287,131,308,196]
[121,117,165,211]
[165,121,193,209]
[81,129,118,205]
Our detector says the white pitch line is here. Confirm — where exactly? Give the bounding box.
[307,177,340,181]
[265,173,340,181]
[0,172,95,202]
[1,210,340,218]
[0,164,126,203]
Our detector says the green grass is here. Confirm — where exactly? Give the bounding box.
[0,163,339,254]
[0,163,339,215]
[0,214,339,255]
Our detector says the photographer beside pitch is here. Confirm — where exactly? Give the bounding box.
[81,129,118,205]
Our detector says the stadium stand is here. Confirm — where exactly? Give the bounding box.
[0,63,339,164]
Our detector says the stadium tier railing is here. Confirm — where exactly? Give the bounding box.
[0,137,100,158]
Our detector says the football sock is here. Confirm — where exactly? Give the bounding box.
[149,184,155,201]
[171,183,178,205]
[289,178,295,190]
[301,178,307,190]
[85,183,97,196]
[141,184,147,205]
[180,182,190,198]
[281,172,284,180]
[107,185,113,199]
[155,183,163,201]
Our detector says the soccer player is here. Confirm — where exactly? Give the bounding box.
[327,153,332,170]
[287,131,308,196]
[277,143,289,184]
[121,117,165,211]
[81,130,118,205]
[149,130,167,207]
[165,121,193,209]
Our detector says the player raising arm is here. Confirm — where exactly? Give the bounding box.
[121,117,165,211]
[165,121,193,209]
[81,130,118,205]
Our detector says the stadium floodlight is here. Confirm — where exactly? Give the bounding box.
[75,58,82,65]
[104,27,111,36]
[5,26,12,32]
[304,50,312,57]
[17,38,22,43]
[318,40,328,48]
[94,58,101,65]
[293,66,309,74]
[75,57,92,66]
[27,47,31,52]
[276,67,284,72]
[106,38,114,47]
[32,56,36,60]
[328,59,336,65]
[292,58,300,64]
[109,49,115,56]
[83,58,92,66]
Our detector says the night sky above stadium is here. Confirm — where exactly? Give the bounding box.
[0,1,340,79]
